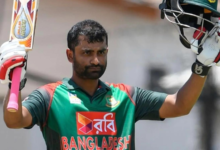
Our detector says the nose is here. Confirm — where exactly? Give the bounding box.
[91,55,100,65]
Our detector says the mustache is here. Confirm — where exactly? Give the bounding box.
[85,65,103,69]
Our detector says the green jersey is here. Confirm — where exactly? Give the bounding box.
[22,78,167,150]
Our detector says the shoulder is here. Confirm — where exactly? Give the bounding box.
[39,81,63,93]
[40,81,62,89]
[25,81,63,100]
[23,81,63,108]
[105,82,135,95]
[105,82,132,90]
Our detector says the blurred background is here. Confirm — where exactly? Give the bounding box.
[1,0,220,149]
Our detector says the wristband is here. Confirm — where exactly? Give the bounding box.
[8,78,27,91]
[191,62,211,76]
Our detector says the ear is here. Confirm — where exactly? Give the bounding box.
[66,49,74,63]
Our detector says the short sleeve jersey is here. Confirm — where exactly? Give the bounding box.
[22,78,167,150]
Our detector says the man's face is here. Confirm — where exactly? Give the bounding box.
[70,35,108,80]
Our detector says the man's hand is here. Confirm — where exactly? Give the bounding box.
[191,28,220,66]
[190,27,220,76]
[0,40,27,84]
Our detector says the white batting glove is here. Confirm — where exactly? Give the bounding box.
[0,39,27,84]
[190,26,220,76]
[191,31,220,66]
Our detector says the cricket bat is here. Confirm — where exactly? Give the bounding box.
[7,0,39,112]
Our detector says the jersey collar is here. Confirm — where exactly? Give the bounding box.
[62,78,111,91]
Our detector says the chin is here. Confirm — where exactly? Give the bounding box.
[87,72,104,79]
[87,76,102,80]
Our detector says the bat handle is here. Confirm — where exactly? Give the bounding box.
[7,67,22,112]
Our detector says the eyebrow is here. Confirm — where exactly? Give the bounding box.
[81,48,107,51]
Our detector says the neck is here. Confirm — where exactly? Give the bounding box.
[71,74,99,96]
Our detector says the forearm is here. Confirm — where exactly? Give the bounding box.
[3,89,23,128]
[176,73,207,113]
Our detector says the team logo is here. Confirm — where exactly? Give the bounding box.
[68,92,81,104]
[76,112,117,135]
[208,0,216,3]
[105,95,120,108]
[194,64,203,75]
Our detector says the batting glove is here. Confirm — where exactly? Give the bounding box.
[190,27,220,76]
[0,40,27,87]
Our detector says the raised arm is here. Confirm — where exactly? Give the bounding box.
[159,73,206,118]
[0,40,31,128]
[159,28,220,118]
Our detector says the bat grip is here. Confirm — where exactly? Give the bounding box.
[7,67,22,112]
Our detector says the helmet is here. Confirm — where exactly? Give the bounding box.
[159,0,220,49]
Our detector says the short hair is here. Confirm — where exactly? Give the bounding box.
[67,19,108,51]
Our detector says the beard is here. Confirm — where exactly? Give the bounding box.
[73,57,107,80]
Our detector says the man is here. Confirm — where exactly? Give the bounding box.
[1,2,220,150]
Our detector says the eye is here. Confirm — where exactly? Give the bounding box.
[83,50,91,55]
[98,50,106,55]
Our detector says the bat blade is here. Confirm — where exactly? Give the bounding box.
[7,0,39,112]
[9,0,39,51]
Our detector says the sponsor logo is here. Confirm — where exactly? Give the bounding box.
[78,113,93,134]
[61,135,131,150]
[105,95,120,108]
[68,92,81,104]
[77,112,117,135]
